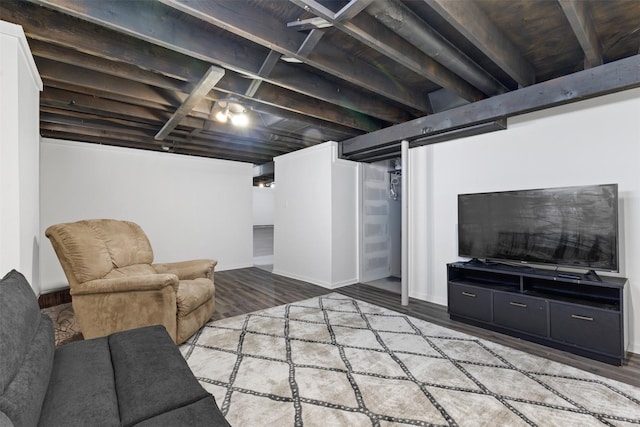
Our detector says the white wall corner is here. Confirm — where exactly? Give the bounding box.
[0,21,43,91]
[271,268,335,289]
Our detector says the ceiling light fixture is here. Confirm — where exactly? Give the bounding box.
[214,106,229,123]
[211,98,249,127]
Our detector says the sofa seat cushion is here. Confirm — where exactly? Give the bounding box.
[39,337,120,427]
[109,325,212,427]
[176,279,214,318]
[134,395,231,427]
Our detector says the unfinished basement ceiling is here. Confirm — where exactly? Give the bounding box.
[2,0,639,171]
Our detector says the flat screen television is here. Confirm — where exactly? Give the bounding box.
[457,184,619,272]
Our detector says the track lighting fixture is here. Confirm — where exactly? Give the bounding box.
[211,98,249,127]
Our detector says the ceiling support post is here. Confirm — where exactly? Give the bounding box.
[401,139,409,306]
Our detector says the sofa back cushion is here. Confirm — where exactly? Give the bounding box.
[45,219,154,284]
[0,270,55,426]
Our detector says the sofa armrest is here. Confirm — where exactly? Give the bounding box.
[71,274,179,296]
[153,259,217,281]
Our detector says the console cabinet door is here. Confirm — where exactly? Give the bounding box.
[448,283,492,322]
[493,292,547,336]
[549,302,621,356]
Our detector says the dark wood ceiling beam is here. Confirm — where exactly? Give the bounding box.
[155,65,225,140]
[41,85,169,123]
[295,29,327,59]
[21,0,415,124]
[0,3,210,82]
[341,55,640,156]
[157,0,431,113]
[36,57,212,115]
[245,50,281,98]
[40,109,163,135]
[424,0,535,88]
[40,120,288,159]
[334,0,375,22]
[558,0,603,68]
[365,0,505,96]
[291,0,481,103]
[246,85,376,133]
[28,39,196,94]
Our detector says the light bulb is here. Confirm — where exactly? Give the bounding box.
[215,109,228,123]
[231,112,249,127]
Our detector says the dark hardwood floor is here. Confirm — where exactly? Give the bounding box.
[214,267,640,388]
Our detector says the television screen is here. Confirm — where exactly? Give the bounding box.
[458,184,619,272]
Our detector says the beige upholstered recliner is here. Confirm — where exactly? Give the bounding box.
[45,219,217,344]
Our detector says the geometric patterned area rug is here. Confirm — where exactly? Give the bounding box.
[180,293,640,426]
[41,302,83,347]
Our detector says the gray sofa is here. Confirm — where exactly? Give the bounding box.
[0,270,230,427]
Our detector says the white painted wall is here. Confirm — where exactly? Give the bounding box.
[408,88,640,353]
[40,139,254,292]
[332,157,359,286]
[0,21,43,292]
[273,142,358,288]
[252,186,274,225]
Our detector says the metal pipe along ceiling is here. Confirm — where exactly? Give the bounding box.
[366,0,507,96]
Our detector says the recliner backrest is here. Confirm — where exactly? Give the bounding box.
[45,219,155,286]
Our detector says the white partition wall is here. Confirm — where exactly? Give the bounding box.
[40,139,254,293]
[273,142,358,288]
[408,88,640,353]
[0,21,43,292]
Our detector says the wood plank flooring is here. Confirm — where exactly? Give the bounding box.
[214,267,640,388]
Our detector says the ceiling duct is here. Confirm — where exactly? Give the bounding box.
[366,0,506,96]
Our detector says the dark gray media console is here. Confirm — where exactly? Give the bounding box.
[447,261,628,365]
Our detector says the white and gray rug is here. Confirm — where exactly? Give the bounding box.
[180,293,640,426]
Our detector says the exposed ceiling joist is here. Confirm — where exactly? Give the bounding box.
[296,29,327,58]
[155,66,225,140]
[366,0,506,96]
[341,55,640,157]
[244,50,281,97]
[558,0,603,68]
[423,0,535,88]
[334,0,375,22]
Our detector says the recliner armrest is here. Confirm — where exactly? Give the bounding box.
[71,274,179,296]
[153,259,217,281]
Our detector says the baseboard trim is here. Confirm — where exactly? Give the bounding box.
[38,288,71,309]
[271,269,357,289]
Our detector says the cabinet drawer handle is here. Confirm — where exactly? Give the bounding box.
[461,291,476,298]
[509,302,527,308]
[571,314,594,321]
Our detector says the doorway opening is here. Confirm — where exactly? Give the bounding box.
[360,158,402,294]
[253,225,273,272]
